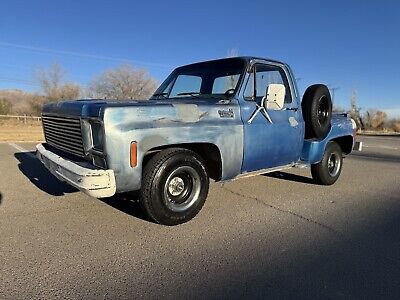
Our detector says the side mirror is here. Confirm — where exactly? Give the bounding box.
[264,84,285,110]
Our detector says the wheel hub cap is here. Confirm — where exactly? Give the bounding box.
[328,153,340,177]
[168,176,185,196]
[163,166,202,213]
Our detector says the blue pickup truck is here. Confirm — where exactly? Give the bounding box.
[36,57,360,225]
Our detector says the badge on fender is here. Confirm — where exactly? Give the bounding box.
[218,108,234,118]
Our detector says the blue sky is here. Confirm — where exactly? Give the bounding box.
[0,0,399,116]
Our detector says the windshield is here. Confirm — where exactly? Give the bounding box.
[151,58,246,100]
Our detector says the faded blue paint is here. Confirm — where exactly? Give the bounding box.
[42,99,106,118]
[40,57,355,194]
[102,99,243,191]
[237,59,305,172]
[301,115,354,164]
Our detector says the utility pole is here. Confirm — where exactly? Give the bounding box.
[350,89,363,129]
[350,89,358,112]
[328,86,340,103]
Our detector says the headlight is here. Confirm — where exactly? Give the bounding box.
[91,121,104,151]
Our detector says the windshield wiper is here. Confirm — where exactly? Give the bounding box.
[176,92,201,98]
[206,95,228,99]
[152,92,169,98]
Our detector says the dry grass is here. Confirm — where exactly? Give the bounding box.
[0,120,44,142]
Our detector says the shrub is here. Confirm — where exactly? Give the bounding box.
[0,99,12,114]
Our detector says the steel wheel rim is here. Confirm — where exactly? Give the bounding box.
[327,152,341,177]
[317,96,330,126]
[163,166,201,212]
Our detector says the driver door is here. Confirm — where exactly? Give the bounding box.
[240,63,303,173]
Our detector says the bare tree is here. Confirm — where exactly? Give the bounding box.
[349,89,364,129]
[29,94,47,116]
[363,109,374,129]
[35,63,81,102]
[36,63,63,99]
[29,63,81,115]
[370,110,387,129]
[363,109,387,130]
[386,118,400,132]
[89,64,157,100]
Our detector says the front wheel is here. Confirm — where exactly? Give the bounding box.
[140,148,209,225]
[311,141,343,185]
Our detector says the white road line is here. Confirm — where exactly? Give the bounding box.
[8,143,36,159]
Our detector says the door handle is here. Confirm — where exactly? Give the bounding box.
[283,107,298,112]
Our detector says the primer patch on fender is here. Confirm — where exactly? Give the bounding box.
[139,135,168,151]
[173,104,205,123]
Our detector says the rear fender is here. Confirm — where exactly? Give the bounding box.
[301,120,354,164]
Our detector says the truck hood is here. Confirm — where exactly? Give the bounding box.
[42,98,227,119]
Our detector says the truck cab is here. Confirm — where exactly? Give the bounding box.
[36,57,359,225]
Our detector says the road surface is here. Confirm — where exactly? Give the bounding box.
[0,136,399,299]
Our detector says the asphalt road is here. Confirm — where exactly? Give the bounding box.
[0,136,399,299]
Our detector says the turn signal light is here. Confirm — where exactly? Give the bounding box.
[130,142,137,167]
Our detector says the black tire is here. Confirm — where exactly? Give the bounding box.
[140,148,209,225]
[302,84,332,139]
[311,141,343,185]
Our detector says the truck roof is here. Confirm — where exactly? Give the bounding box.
[176,56,286,69]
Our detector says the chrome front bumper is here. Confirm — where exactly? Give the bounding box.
[36,144,116,198]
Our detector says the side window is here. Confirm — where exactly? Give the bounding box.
[170,75,202,97]
[212,74,240,94]
[244,64,292,103]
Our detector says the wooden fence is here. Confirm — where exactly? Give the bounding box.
[0,114,41,124]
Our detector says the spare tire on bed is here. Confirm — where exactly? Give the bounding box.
[301,84,332,139]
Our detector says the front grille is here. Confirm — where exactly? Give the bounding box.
[42,115,85,158]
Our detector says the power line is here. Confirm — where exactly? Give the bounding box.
[0,42,173,69]
[0,63,94,83]
[0,75,39,87]
[0,62,36,72]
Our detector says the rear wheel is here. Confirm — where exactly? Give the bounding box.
[311,141,343,185]
[140,148,209,225]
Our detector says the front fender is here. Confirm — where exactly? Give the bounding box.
[102,102,243,192]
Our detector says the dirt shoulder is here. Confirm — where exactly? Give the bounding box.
[0,120,44,142]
